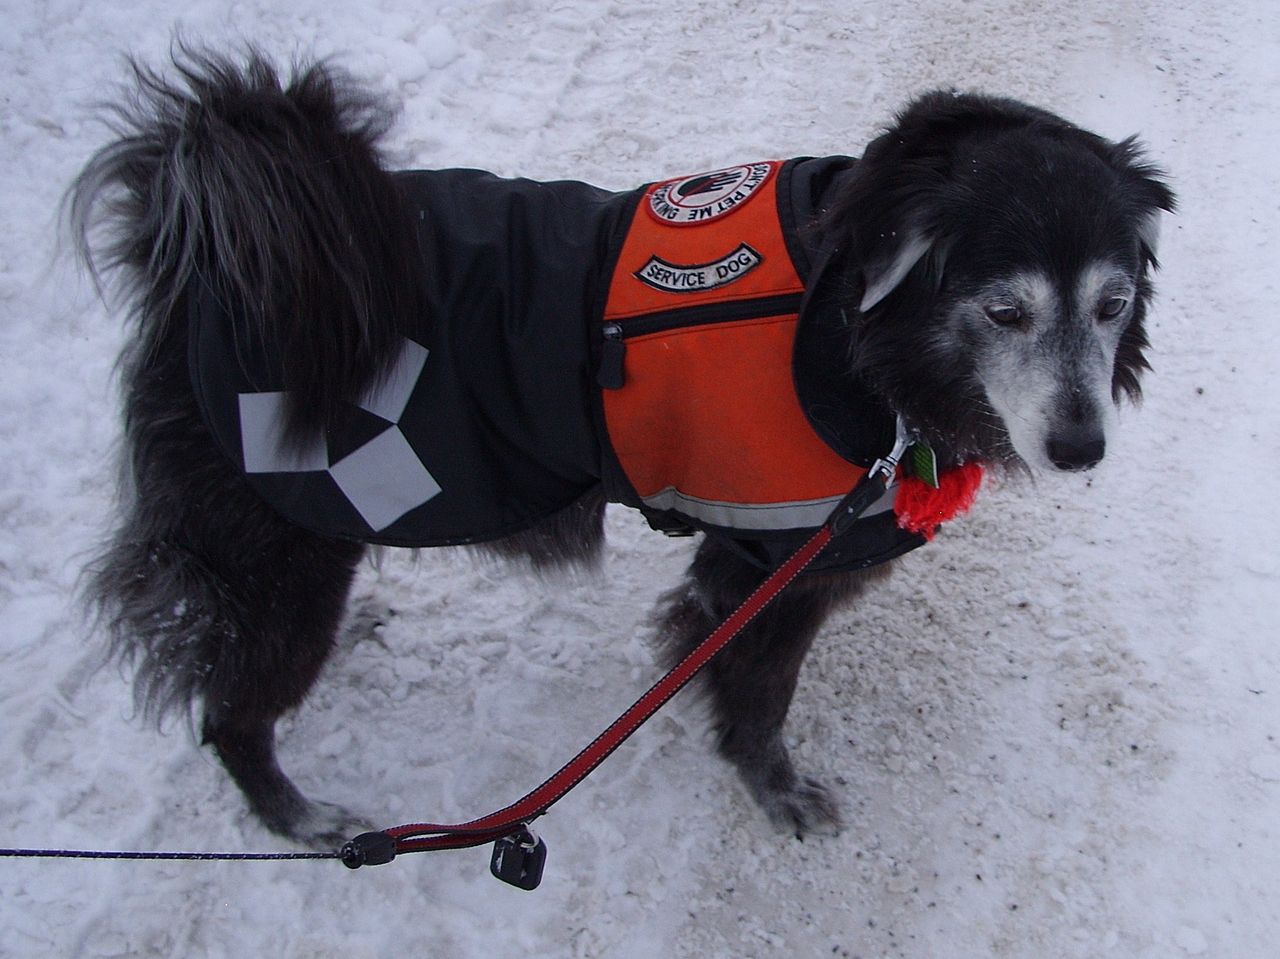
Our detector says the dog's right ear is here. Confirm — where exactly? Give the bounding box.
[819,160,942,315]
[820,106,951,315]
[858,229,934,312]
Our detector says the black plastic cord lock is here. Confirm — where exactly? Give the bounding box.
[340,831,398,869]
[490,827,547,890]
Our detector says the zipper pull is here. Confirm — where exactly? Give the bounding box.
[598,323,626,390]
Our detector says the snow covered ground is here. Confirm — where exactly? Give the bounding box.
[2,0,1278,955]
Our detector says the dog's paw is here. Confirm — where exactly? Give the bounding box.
[728,736,845,838]
[284,800,376,852]
[755,774,844,839]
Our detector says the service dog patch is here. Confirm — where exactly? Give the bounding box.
[634,243,763,293]
[647,162,774,225]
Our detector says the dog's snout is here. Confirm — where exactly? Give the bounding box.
[1047,432,1105,471]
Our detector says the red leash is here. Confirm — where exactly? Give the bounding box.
[342,452,907,887]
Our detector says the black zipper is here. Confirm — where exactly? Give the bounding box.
[598,291,804,390]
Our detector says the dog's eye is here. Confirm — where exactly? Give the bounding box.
[1098,297,1129,320]
[985,303,1024,327]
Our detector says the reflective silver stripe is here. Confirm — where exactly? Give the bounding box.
[239,391,329,473]
[238,338,441,532]
[328,426,441,531]
[357,339,428,421]
[640,482,897,531]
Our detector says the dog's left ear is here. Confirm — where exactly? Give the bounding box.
[1136,212,1163,263]
[1098,135,1177,268]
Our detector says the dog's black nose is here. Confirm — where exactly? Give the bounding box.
[1047,435,1105,471]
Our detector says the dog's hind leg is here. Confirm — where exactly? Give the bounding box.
[88,315,370,848]
[196,530,369,848]
[653,538,883,837]
[98,489,369,848]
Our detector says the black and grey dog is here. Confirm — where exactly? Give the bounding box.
[72,49,1173,847]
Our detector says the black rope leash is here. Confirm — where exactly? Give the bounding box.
[0,848,336,862]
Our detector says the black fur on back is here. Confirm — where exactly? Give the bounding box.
[69,44,422,442]
[815,91,1175,466]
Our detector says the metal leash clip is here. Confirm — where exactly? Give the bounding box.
[868,414,917,484]
[827,414,919,538]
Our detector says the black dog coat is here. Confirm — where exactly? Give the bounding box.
[189,158,928,572]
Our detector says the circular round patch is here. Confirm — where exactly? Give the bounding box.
[647,162,775,226]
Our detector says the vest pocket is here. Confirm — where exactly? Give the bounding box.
[597,292,804,391]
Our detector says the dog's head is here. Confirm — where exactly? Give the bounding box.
[823,91,1175,472]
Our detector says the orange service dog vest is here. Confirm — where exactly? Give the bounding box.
[599,160,894,536]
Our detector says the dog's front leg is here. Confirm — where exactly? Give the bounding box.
[653,538,883,837]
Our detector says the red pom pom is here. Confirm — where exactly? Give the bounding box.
[893,462,984,540]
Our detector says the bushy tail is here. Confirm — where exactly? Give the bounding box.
[69,44,422,438]
[71,47,413,723]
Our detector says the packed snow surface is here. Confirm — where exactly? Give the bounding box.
[2,1,1278,956]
